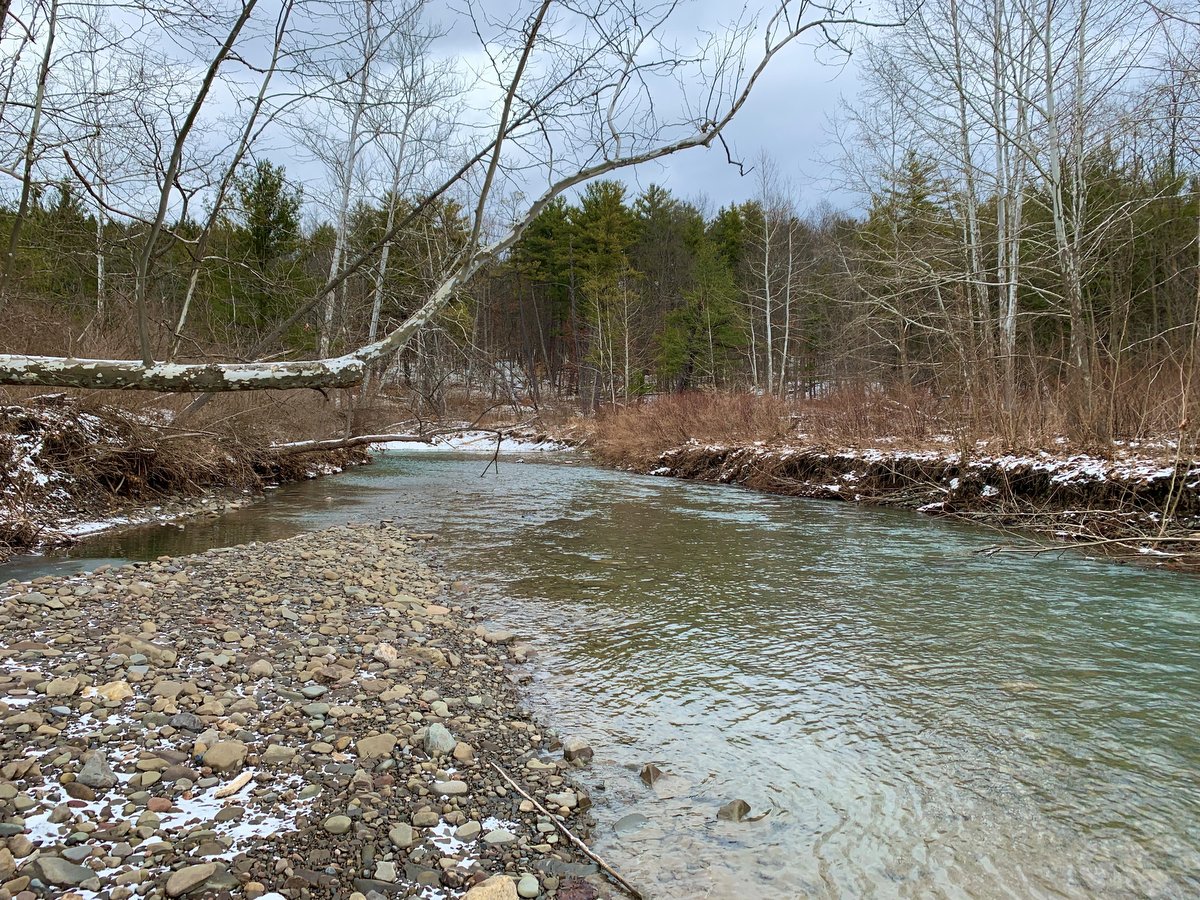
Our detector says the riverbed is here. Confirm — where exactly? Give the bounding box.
[5,451,1198,899]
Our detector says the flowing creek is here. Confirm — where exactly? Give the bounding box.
[4,451,1198,898]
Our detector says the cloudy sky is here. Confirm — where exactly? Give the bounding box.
[417,0,867,218]
[617,46,861,213]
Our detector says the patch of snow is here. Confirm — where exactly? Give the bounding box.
[428,820,471,854]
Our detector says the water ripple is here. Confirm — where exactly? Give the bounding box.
[8,453,1198,899]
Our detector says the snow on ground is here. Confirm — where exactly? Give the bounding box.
[377,431,569,454]
[654,438,1199,500]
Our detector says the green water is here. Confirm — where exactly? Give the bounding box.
[5,452,1198,898]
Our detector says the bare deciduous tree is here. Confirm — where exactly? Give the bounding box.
[0,0,870,392]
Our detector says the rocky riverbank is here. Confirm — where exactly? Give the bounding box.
[0,523,609,900]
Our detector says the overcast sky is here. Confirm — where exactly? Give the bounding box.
[616,47,861,214]
[418,0,867,217]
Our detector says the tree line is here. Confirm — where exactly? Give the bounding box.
[1,0,1198,443]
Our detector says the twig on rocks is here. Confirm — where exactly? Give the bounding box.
[486,758,644,900]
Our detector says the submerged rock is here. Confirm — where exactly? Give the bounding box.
[639,762,665,786]
[717,799,752,822]
[563,737,593,765]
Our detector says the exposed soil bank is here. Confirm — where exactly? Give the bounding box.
[0,522,608,900]
[607,441,1200,569]
[1,395,369,561]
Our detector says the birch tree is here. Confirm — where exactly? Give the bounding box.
[0,0,871,392]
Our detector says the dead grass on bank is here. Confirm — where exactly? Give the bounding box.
[590,385,1199,469]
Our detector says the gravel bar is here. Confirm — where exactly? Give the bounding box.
[0,523,608,900]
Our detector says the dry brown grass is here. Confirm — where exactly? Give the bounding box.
[589,380,1198,469]
[590,392,794,467]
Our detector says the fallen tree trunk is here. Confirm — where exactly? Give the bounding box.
[271,433,432,455]
[0,355,367,391]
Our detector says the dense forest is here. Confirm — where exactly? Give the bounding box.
[1,0,1198,444]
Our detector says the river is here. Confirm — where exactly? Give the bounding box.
[4,451,1198,899]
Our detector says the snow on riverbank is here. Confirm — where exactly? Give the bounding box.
[637,438,1200,566]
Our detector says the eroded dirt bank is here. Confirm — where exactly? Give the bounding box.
[1,395,369,561]
[0,523,607,900]
[624,441,1200,567]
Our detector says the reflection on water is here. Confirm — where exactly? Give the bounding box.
[6,452,1199,898]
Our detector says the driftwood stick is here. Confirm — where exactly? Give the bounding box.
[979,535,1200,556]
[486,758,644,900]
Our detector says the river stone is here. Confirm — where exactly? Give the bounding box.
[76,750,118,789]
[165,862,217,896]
[45,677,81,697]
[612,813,650,836]
[324,814,352,835]
[424,723,456,755]
[96,680,134,702]
[389,823,416,848]
[717,799,751,822]
[150,681,186,700]
[562,738,593,764]
[261,745,296,765]
[170,711,204,732]
[455,820,481,841]
[356,732,398,759]
[433,779,468,796]
[202,740,247,773]
[483,828,516,845]
[412,809,440,828]
[375,860,397,882]
[639,763,664,785]
[31,856,94,886]
[545,791,577,809]
[463,875,518,900]
[517,874,541,898]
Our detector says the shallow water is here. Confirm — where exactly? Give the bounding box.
[6,452,1199,898]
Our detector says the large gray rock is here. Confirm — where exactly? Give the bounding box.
[323,814,352,835]
[31,856,94,887]
[356,732,398,759]
[202,740,247,774]
[76,751,117,789]
[424,723,456,756]
[562,737,593,764]
[165,862,217,897]
[388,823,416,848]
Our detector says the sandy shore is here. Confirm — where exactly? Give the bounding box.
[0,523,608,900]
